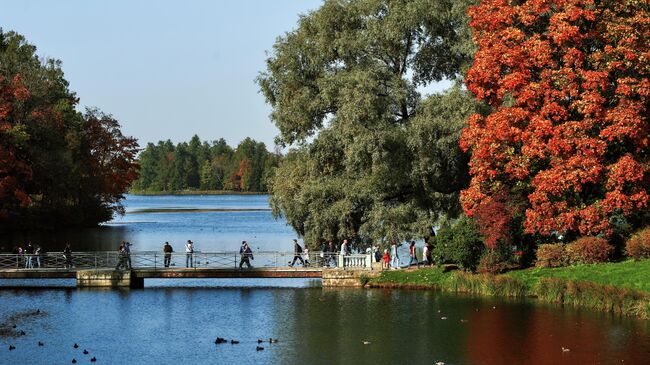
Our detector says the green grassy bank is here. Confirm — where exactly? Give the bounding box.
[367,259,650,319]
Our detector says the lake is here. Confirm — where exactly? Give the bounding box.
[0,195,648,364]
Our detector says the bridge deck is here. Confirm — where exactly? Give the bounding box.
[0,267,323,279]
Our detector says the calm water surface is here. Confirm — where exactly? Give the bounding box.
[0,195,648,364]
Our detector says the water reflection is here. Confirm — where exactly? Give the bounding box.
[0,285,648,365]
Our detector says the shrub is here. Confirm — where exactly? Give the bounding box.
[535,244,568,268]
[431,216,484,271]
[566,236,613,264]
[476,249,510,274]
[625,228,650,260]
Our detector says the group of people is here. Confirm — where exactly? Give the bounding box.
[1,242,74,269]
[4,237,433,271]
[379,240,433,270]
[115,241,133,270]
[159,240,195,268]
[4,242,44,268]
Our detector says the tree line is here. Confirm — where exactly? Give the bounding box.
[132,136,280,193]
[0,29,139,230]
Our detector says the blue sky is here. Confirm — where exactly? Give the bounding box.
[0,0,323,148]
[1,0,451,150]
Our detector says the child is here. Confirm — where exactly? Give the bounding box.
[382,249,390,270]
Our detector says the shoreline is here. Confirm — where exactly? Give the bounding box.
[365,262,650,320]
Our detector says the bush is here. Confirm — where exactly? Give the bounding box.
[566,236,613,264]
[626,228,650,260]
[535,244,568,268]
[476,249,511,274]
[431,216,484,271]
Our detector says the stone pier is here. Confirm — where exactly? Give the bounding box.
[321,269,379,287]
[76,269,144,288]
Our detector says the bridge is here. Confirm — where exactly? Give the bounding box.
[0,251,375,288]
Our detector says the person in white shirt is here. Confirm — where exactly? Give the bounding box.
[303,247,310,266]
[340,239,350,256]
[185,240,194,268]
[390,241,400,269]
[422,242,430,266]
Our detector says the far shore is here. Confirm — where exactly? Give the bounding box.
[128,190,268,196]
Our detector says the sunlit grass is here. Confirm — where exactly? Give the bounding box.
[368,259,650,318]
[505,259,650,293]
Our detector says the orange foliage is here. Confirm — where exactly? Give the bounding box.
[0,74,33,217]
[626,227,650,260]
[566,236,613,264]
[461,0,650,237]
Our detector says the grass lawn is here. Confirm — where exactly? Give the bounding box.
[370,259,650,294]
[505,259,650,293]
[369,267,450,287]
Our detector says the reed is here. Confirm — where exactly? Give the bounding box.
[534,277,650,319]
[445,272,527,297]
[369,265,650,319]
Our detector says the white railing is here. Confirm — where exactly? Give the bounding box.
[0,251,373,271]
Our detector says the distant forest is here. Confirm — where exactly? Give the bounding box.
[132,136,280,193]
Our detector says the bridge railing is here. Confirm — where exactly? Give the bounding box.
[0,252,373,271]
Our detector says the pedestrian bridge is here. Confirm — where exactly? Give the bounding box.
[0,251,374,288]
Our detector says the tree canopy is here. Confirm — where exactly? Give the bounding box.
[461,0,649,240]
[0,29,139,229]
[258,0,477,247]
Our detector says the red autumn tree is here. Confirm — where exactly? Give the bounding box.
[461,0,649,238]
[82,109,140,214]
[0,74,33,217]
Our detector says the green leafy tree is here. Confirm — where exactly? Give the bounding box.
[258,0,476,247]
[431,215,484,271]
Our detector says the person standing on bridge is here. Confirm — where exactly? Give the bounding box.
[163,241,173,267]
[185,240,194,268]
[289,239,305,267]
[239,241,253,269]
[123,241,133,269]
[63,243,73,269]
[116,243,128,270]
[340,239,351,256]
[24,241,34,269]
[35,245,42,268]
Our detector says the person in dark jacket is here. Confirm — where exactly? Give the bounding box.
[163,241,173,268]
[289,239,305,267]
[63,243,73,269]
[239,241,254,269]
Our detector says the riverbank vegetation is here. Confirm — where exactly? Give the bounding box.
[368,259,650,319]
[0,30,139,230]
[260,0,649,276]
[131,136,280,194]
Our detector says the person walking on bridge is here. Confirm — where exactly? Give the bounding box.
[239,241,253,269]
[185,240,194,268]
[163,241,173,267]
[289,239,305,267]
